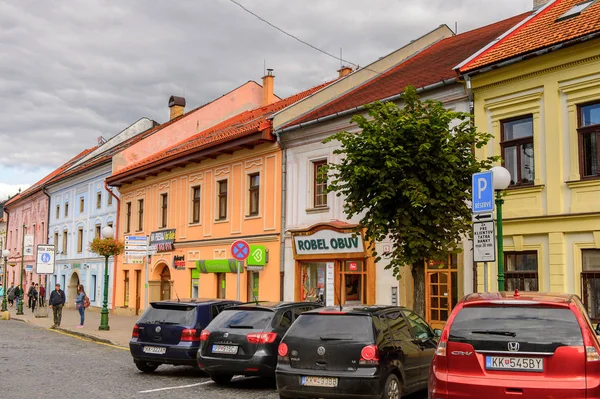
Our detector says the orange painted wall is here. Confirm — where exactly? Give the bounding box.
[112,81,265,173]
[113,142,281,314]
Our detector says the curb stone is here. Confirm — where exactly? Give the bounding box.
[53,327,122,347]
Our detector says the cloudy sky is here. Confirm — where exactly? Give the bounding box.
[0,0,533,200]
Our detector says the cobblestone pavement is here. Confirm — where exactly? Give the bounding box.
[1,320,427,399]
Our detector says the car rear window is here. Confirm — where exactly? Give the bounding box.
[210,309,273,330]
[450,306,583,346]
[138,304,196,326]
[288,314,374,341]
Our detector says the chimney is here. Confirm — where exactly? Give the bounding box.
[168,95,186,120]
[337,66,353,78]
[262,69,276,106]
[533,0,551,9]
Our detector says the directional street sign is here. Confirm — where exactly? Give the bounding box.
[473,221,496,262]
[125,235,147,242]
[231,240,250,261]
[472,212,493,222]
[472,171,494,214]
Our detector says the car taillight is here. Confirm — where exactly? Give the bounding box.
[181,328,200,342]
[435,341,447,356]
[247,332,277,344]
[132,324,139,338]
[278,343,288,357]
[359,345,379,365]
[587,346,600,362]
[199,329,211,341]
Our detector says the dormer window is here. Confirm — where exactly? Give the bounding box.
[556,0,594,22]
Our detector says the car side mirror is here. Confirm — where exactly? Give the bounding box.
[595,323,600,335]
[433,329,442,338]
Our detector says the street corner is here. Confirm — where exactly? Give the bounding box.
[52,326,126,349]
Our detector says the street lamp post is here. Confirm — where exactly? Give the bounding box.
[99,226,114,331]
[17,224,25,315]
[1,249,9,312]
[491,166,511,292]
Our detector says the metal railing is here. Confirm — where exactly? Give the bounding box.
[505,272,538,292]
[582,272,600,321]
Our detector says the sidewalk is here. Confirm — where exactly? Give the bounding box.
[6,304,138,347]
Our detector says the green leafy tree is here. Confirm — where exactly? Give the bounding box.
[324,86,496,316]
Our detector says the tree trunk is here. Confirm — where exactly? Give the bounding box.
[412,264,426,318]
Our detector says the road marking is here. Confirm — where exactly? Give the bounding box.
[138,376,243,393]
[47,328,128,351]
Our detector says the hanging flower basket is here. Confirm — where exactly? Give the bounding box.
[89,237,125,258]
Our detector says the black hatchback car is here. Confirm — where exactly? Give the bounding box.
[197,301,323,384]
[129,298,240,373]
[276,306,440,399]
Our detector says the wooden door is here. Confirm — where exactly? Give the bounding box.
[425,256,458,329]
[160,266,171,300]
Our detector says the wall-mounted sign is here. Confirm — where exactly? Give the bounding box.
[124,254,144,265]
[173,255,186,270]
[36,244,55,274]
[150,229,176,252]
[24,234,34,256]
[293,229,364,256]
[197,259,243,273]
[25,265,33,272]
[72,263,81,269]
[349,261,358,271]
[247,245,266,266]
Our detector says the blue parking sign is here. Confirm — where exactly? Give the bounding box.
[472,171,494,213]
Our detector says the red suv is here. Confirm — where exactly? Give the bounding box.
[429,291,600,398]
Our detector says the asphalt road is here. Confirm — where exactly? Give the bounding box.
[0,320,427,399]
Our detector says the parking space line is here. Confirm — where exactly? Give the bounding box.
[138,376,243,394]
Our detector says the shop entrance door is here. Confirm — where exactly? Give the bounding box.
[425,256,458,329]
[341,260,367,305]
[160,266,171,300]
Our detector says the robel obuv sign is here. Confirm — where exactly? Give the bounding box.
[293,229,364,256]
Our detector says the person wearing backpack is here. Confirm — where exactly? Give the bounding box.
[75,284,87,328]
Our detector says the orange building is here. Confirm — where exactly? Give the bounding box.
[107,73,332,315]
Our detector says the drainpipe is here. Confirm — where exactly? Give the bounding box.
[42,188,51,293]
[104,181,120,312]
[275,131,287,301]
[465,74,478,294]
[4,207,9,277]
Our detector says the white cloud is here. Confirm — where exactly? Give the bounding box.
[0,183,31,202]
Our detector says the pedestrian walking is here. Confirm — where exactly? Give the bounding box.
[27,284,35,309]
[49,283,66,328]
[13,285,22,308]
[7,284,15,306]
[75,284,87,328]
[30,284,38,314]
[39,284,46,307]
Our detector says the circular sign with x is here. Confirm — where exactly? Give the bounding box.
[231,240,250,261]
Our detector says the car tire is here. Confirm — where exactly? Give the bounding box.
[210,373,234,385]
[381,374,402,399]
[134,360,159,373]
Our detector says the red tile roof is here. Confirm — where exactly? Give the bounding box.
[109,80,334,182]
[4,147,97,208]
[284,13,530,128]
[460,0,600,72]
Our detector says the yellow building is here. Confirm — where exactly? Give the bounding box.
[458,0,600,320]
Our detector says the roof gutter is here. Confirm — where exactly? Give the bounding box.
[274,77,458,137]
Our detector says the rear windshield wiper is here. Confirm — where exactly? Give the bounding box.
[228,324,254,329]
[320,335,353,341]
[471,330,516,337]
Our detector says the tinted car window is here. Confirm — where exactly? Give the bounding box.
[293,305,316,319]
[403,311,433,340]
[138,304,196,325]
[450,307,583,346]
[211,309,273,329]
[274,310,293,329]
[386,311,412,341]
[289,314,373,341]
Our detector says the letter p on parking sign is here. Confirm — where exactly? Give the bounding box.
[472,171,494,213]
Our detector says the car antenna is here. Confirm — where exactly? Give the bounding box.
[174,287,180,303]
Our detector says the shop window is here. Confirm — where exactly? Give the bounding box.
[96,192,102,209]
[216,273,226,299]
[248,173,260,216]
[217,180,228,220]
[313,160,328,208]
[300,262,327,302]
[501,116,534,186]
[124,270,129,307]
[191,186,201,224]
[578,102,600,178]
[581,249,600,321]
[137,199,144,231]
[247,271,259,301]
[125,202,132,233]
[504,252,538,291]
[77,228,83,253]
[160,194,168,228]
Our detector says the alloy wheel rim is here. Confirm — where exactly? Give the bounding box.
[388,379,399,399]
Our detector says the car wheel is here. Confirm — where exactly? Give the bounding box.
[134,360,159,373]
[381,374,402,399]
[210,373,234,385]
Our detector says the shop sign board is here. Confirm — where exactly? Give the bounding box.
[25,265,33,272]
[125,254,144,264]
[349,261,358,271]
[246,265,264,272]
[196,259,243,273]
[473,221,496,262]
[294,230,364,256]
[247,245,266,266]
[173,255,186,270]
[150,229,176,252]
[36,244,55,274]
[24,234,34,256]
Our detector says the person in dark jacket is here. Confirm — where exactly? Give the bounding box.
[30,284,38,314]
[13,285,22,308]
[39,284,46,307]
[27,284,35,308]
[49,284,66,328]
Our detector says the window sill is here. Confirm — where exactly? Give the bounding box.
[188,222,201,227]
[306,207,330,214]
[214,219,229,224]
[505,184,544,196]
[245,214,261,220]
[566,178,600,189]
